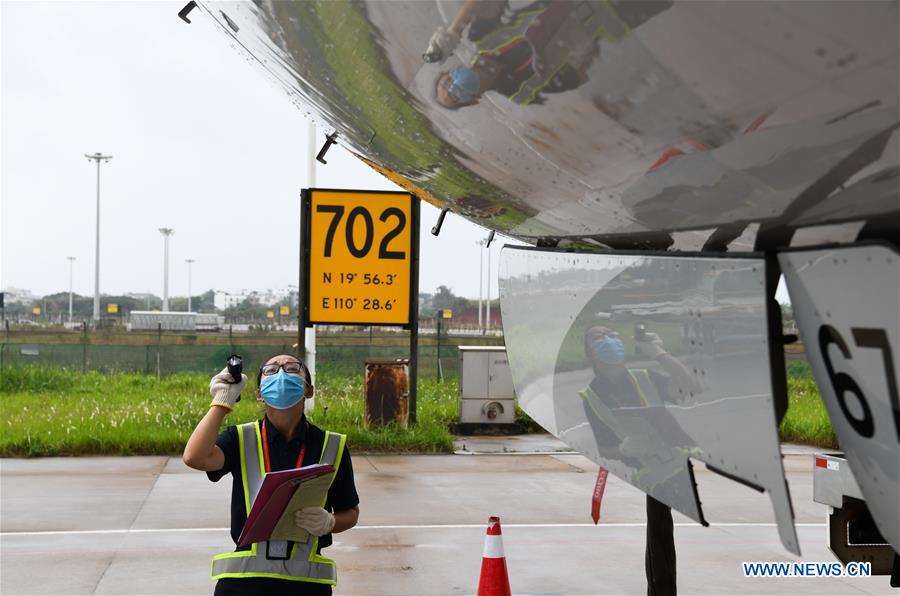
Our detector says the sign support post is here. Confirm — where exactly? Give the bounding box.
[408,197,420,424]
[297,188,311,363]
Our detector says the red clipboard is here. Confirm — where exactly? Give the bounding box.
[237,463,335,547]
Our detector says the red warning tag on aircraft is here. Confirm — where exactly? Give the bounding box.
[591,467,609,525]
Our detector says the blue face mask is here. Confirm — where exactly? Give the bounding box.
[259,370,306,410]
[591,336,625,365]
[447,67,480,103]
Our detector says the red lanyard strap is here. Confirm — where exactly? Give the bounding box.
[261,421,306,473]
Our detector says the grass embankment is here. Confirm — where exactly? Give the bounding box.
[0,362,835,457]
[0,366,459,457]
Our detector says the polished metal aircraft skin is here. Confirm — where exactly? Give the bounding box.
[780,244,900,552]
[200,0,898,249]
[499,247,799,554]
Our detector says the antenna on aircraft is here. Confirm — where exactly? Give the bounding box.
[431,208,450,236]
[316,131,338,164]
[177,1,197,24]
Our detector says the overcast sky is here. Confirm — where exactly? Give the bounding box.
[1,1,519,301]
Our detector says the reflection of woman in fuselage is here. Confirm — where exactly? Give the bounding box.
[434,0,595,109]
[433,0,673,110]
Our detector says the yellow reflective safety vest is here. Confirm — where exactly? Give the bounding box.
[211,422,346,585]
[472,1,629,106]
[579,369,664,442]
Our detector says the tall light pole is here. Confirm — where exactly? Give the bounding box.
[476,240,484,328]
[159,228,174,311]
[185,259,195,312]
[85,152,112,324]
[66,256,76,322]
[486,243,491,334]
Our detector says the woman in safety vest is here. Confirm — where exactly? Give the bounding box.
[184,353,359,595]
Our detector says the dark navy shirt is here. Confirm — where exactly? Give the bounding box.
[208,416,359,596]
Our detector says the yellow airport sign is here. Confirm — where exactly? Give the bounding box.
[280,305,290,316]
[442,309,452,319]
[305,189,413,326]
[107,303,118,314]
[32,307,40,315]
[266,310,275,319]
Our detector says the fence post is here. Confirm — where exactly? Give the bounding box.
[436,317,443,382]
[156,323,162,379]
[0,319,8,377]
[81,321,88,373]
[145,345,150,375]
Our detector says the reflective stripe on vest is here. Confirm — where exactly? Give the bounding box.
[211,422,347,584]
[628,369,663,407]
[578,369,663,439]
[507,2,627,106]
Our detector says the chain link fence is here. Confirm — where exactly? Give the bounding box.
[0,329,504,379]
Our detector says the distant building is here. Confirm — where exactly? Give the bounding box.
[215,286,298,310]
[214,291,248,310]
[129,311,224,331]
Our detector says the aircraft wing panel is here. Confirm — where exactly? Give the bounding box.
[780,244,900,552]
[499,246,799,554]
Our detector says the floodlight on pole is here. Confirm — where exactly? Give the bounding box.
[159,228,174,311]
[85,152,112,324]
[66,257,76,322]
[185,259,195,312]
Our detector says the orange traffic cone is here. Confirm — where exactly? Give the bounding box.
[477,516,511,596]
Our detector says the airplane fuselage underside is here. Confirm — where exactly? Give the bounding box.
[201,0,899,249]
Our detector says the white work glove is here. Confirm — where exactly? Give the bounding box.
[636,332,667,359]
[295,507,336,536]
[424,26,460,63]
[209,367,247,411]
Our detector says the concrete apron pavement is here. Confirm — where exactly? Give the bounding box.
[1,444,893,595]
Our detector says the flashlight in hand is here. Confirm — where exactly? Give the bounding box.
[226,354,243,401]
[423,43,444,63]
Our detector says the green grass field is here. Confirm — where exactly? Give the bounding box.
[780,361,837,448]
[0,362,835,457]
[0,366,458,457]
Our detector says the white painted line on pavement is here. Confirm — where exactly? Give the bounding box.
[453,451,578,456]
[0,522,826,537]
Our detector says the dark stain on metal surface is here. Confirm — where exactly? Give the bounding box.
[365,360,409,428]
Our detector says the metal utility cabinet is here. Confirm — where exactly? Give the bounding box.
[458,346,516,426]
